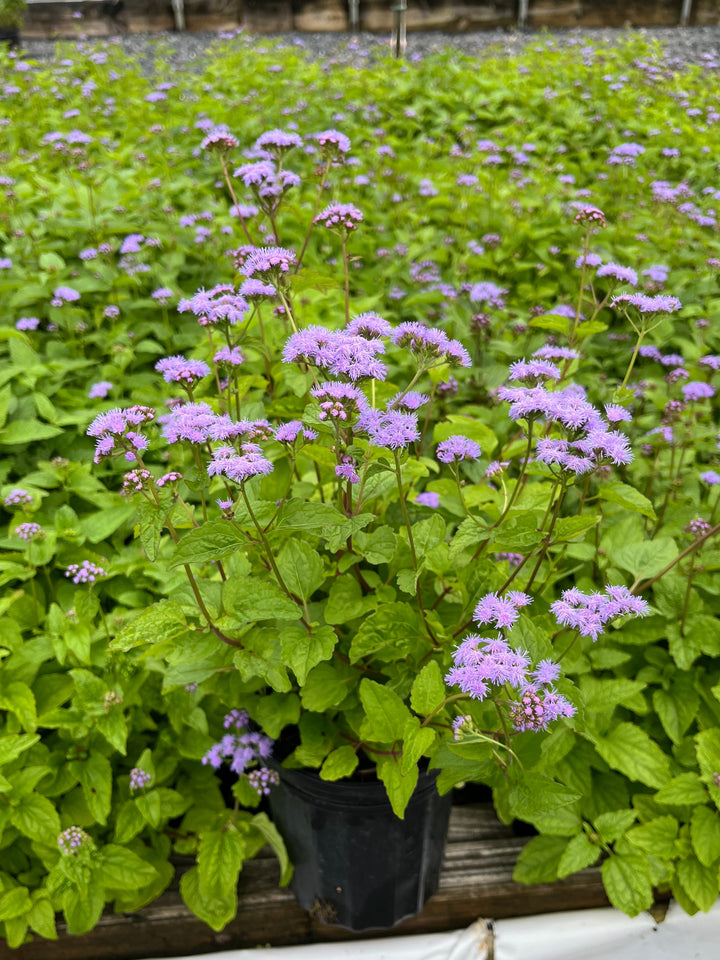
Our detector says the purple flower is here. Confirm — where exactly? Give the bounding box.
[700,470,720,485]
[508,358,561,383]
[201,125,239,152]
[336,458,360,484]
[643,264,669,283]
[436,435,482,464]
[65,560,107,584]
[207,444,274,483]
[611,293,682,314]
[129,768,152,792]
[178,284,250,326]
[15,317,40,331]
[551,585,648,640]
[255,128,303,154]
[575,252,603,268]
[53,285,80,303]
[533,345,579,361]
[160,402,217,444]
[202,711,274,774]
[119,234,144,255]
[239,278,276,301]
[415,491,440,508]
[596,263,638,285]
[391,321,471,368]
[314,129,352,156]
[157,471,183,487]
[241,246,296,281]
[88,381,113,399]
[214,346,244,366]
[14,522,42,541]
[682,381,715,401]
[311,381,365,421]
[314,202,363,232]
[156,355,211,385]
[469,282,507,308]
[360,409,419,449]
[285,327,387,381]
[4,488,33,508]
[58,826,91,855]
[473,592,531,630]
[275,420,317,443]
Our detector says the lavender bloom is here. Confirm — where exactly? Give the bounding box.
[575,252,603,268]
[129,768,152,792]
[596,263,638,285]
[52,285,80,303]
[161,402,217,444]
[255,129,303,155]
[239,279,276,301]
[345,312,392,339]
[551,585,648,640]
[391,322,471,368]
[604,404,632,423]
[214,346,245,366]
[388,391,429,412]
[415,491,441,508]
[119,234,144,255]
[0,258,12,269]
[242,246,296,281]
[201,126,239,152]
[358,408,420,449]
[275,421,317,443]
[469,282,507,308]
[436,435,482,463]
[314,129,351,157]
[178,284,250,326]
[284,327,387,381]
[88,381,113,399]
[336,458,360,484]
[533,345,579,361]
[314,202,363,232]
[4,488,33,508]
[65,560,107,584]
[248,768,280,796]
[700,470,720,485]
[155,355,211,385]
[152,287,174,304]
[682,381,715,401]
[58,826,91,855]
[686,518,712,538]
[699,356,720,371]
[311,381,365,421]
[611,293,682,314]
[473,592,531,630]
[202,711,273,774]
[14,522,42,541]
[495,552,524,567]
[122,469,154,493]
[508,358,561,383]
[15,317,40,331]
[643,264,669,283]
[574,206,607,226]
[207,444,274,483]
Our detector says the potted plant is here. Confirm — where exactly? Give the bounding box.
[0,0,25,47]
[88,128,632,932]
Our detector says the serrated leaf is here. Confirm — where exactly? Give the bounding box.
[656,773,708,806]
[508,773,580,824]
[197,828,246,900]
[62,883,105,936]
[320,745,359,781]
[223,576,299,622]
[401,718,435,774]
[513,835,567,884]
[598,482,656,520]
[109,600,187,652]
[676,857,719,912]
[281,624,336,685]
[614,538,677,580]
[180,866,236,932]
[27,897,57,940]
[592,723,670,788]
[349,603,421,662]
[114,800,145,844]
[300,661,357,712]
[0,886,32,921]
[553,515,600,542]
[594,809,636,843]
[276,540,325,601]
[359,679,412,743]
[601,854,653,917]
[170,520,246,567]
[0,734,39,767]
[653,677,699,745]
[376,757,418,819]
[691,806,720,867]
[69,753,112,824]
[10,793,61,844]
[0,681,37,732]
[99,844,160,890]
[557,833,600,878]
[626,816,678,859]
[410,661,446,716]
[0,419,64,444]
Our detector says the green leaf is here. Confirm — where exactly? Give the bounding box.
[197,828,246,900]
[592,723,670,788]
[676,857,719,912]
[356,527,396,565]
[594,809,636,843]
[653,677,699,745]
[136,790,163,829]
[114,800,145,844]
[557,833,600,878]
[180,866,236,932]
[492,513,543,552]
[513,835,567,884]
[614,538,677,580]
[170,520,246,567]
[324,577,373,624]
[508,773,580,824]
[137,499,164,562]
[62,884,105,936]
[528,313,571,335]
[276,499,343,533]
[96,709,128,755]
[626,816,678,859]
[251,813,292,885]
[691,806,720,867]
[349,603,422,663]
[359,679,412,743]
[376,757,418,819]
[598,482,656,521]
[69,753,112,824]
[0,681,37,732]
[10,793,61,844]
[300,661,357,712]
[601,854,654,917]
[410,661,446,716]
[27,897,57,940]
[695,729,720,803]
[656,773,708,806]
[0,734,39,767]
[0,886,32,921]
[250,692,300,740]
[411,514,446,559]
[0,419,63,444]
[276,540,325,601]
[99,844,160,891]
[320,745,359,781]
[401,718,435,774]
[553,515,600,542]
[109,600,187,652]
[223,576,299,622]
[281,624,336,685]
[81,505,135,543]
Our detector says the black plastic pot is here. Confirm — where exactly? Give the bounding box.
[268,763,452,931]
[0,27,19,48]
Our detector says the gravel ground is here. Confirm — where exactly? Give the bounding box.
[18,24,720,71]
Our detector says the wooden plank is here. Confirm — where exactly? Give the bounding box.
[12,805,613,960]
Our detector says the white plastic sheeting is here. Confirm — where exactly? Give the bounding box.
[141,902,720,960]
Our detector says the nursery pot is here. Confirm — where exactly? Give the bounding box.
[268,762,452,931]
[0,27,19,47]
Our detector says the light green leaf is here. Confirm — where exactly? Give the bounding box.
[376,757,418,819]
[359,679,412,743]
[10,793,61,844]
[276,540,325,601]
[114,800,145,844]
[598,482,656,521]
[594,809,636,843]
[0,734,39,767]
[223,576,299,622]
[410,661,446,716]
[320,745,359,781]
[300,661,357,712]
[62,884,105,936]
[109,600,187,652]
[81,505,135,543]
[614,538,677,580]
[653,677,699,745]
[676,857,719,912]
[691,806,720,867]
[401,718,435,774]
[513,835,567,884]
[557,833,600,878]
[592,723,670,788]
[69,753,112,824]
[626,816,678,859]
[508,773,580,824]
[197,828,246,900]
[433,416,497,455]
[601,854,654,917]
[553,515,600,542]
[281,624,337,685]
[251,812,292,885]
[349,603,422,663]
[27,897,57,940]
[99,844,160,891]
[324,577,374,624]
[180,866,236,932]
[0,419,64,444]
[0,681,37,732]
[0,886,32,921]
[656,773,708,806]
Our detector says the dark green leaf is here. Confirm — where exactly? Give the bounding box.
[170,521,246,567]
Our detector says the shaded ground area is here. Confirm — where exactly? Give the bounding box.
[18,25,720,69]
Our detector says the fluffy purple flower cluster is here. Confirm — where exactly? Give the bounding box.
[255,128,303,156]
[248,767,280,796]
[314,202,363,232]
[436,434,482,464]
[178,284,250,327]
[4,488,33,508]
[314,129,351,157]
[550,586,649,641]
[686,518,713,538]
[446,592,574,732]
[207,443,274,484]
[202,709,273,775]
[356,407,420,449]
[682,381,715,402]
[156,355,211,385]
[200,125,239,153]
[14,522,42,541]
[611,293,682,314]
[65,561,107,584]
[58,826,91,855]
[311,381,365,420]
[122,469,153,493]
[241,246,296,282]
[129,767,152,792]
[391,322,471,368]
[284,325,387,381]
[87,405,155,463]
